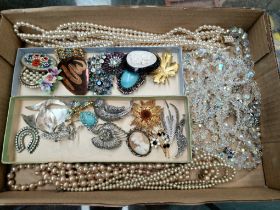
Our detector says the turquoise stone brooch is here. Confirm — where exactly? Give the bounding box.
[80,111,98,129]
[116,70,146,95]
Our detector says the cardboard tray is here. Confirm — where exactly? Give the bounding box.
[0,6,279,205]
[2,95,191,164]
[12,47,184,96]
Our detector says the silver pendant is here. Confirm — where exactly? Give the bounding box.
[93,99,132,121]
[15,126,40,154]
[91,123,127,149]
[175,116,188,158]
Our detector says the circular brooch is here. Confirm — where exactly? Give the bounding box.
[87,53,106,72]
[102,52,125,75]
[20,68,47,88]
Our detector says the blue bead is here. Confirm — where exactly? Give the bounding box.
[96,80,102,86]
[80,111,97,128]
[246,71,255,79]
[120,70,140,89]
[218,63,224,71]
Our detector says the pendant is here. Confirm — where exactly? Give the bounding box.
[21,53,57,71]
[15,126,40,154]
[58,56,89,95]
[93,99,132,121]
[124,50,160,74]
[91,123,127,150]
[116,70,146,95]
[127,129,151,157]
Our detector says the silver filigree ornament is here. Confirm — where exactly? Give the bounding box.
[22,99,76,142]
[93,99,132,122]
[91,123,127,149]
[40,123,77,142]
[184,42,262,169]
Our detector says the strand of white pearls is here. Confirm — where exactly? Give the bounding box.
[14,22,228,50]
[7,149,236,191]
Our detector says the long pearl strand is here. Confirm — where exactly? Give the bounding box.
[7,149,236,191]
[14,22,228,50]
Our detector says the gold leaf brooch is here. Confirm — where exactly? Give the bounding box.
[152,52,179,84]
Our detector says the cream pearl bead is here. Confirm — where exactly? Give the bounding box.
[14,22,226,50]
[8,149,236,191]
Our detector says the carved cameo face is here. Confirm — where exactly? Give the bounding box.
[125,50,160,74]
[127,130,151,157]
[126,51,157,68]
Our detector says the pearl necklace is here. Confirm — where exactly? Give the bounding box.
[14,22,230,50]
[7,149,236,191]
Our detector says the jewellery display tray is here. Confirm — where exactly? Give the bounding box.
[0,6,279,206]
[2,95,191,164]
[12,47,184,97]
